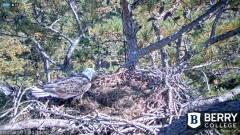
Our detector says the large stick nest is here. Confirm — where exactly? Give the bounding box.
[0,68,192,134]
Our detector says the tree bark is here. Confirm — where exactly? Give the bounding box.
[121,0,139,69]
[0,119,77,131]
[182,85,240,113]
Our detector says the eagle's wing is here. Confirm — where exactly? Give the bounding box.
[32,75,91,99]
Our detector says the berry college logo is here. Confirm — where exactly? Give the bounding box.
[187,112,201,128]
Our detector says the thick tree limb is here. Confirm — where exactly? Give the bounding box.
[158,100,240,135]
[204,27,240,47]
[0,119,77,131]
[130,0,230,64]
[63,32,84,67]
[183,85,240,112]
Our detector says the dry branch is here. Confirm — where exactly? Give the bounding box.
[32,39,62,68]
[183,85,240,112]
[204,27,240,47]
[183,59,220,71]
[0,119,77,131]
[45,17,73,44]
[210,7,224,38]
[0,84,13,96]
[68,0,81,30]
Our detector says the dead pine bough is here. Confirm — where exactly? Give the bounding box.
[0,69,240,134]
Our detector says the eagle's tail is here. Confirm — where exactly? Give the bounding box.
[31,86,50,98]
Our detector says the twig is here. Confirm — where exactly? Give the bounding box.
[201,70,211,92]
[183,59,220,70]
[10,104,32,123]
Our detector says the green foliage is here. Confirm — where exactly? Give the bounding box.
[0,37,30,77]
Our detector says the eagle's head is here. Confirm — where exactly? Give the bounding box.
[82,68,96,81]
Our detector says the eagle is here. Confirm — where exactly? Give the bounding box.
[32,68,95,100]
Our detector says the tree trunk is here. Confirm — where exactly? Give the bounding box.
[121,0,139,69]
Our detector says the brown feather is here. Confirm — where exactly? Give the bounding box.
[37,75,91,99]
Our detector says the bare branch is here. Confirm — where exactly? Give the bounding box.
[46,27,73,43]
[32,39,62,68]
[96,114,157,134]
[43,58,51,83]
[62,0,90,68]
[33,11,73,44]
[201,70,211,92]
[183,59,220,70]
[49,18,61,28]
[184,85,240,112]
[12,87,33,117]
[67,0,81,30]
[46,18,73,44]
[210,7,224,38]
[175,36,182,65]
[204,27,240,47]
